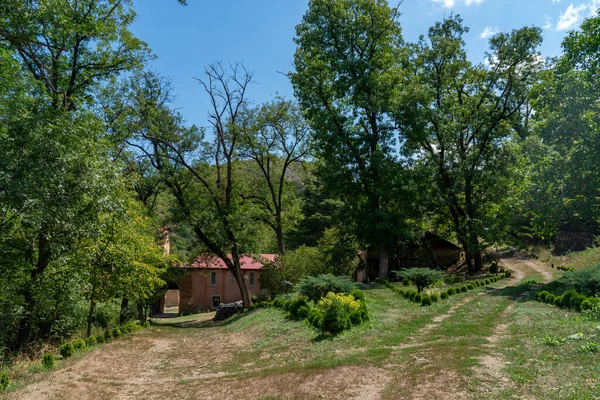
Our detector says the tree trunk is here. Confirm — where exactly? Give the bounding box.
[276,223,286,255]
[231,260,251,308]
[137,303,145,323]
[119,297,129,324]
[86,300,96,337]
[469,232,483,273]
[379,241,389,279]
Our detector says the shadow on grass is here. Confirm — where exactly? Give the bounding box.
[155,309,259,329]
[486,280,541,302]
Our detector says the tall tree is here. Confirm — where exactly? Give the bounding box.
[127,65,258,308]
[291,0,405,278]
[528,10,600,237]
[397,16,543,273]
[239,97,310,254]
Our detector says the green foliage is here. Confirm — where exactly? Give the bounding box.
[460,286,468,293]
[96,335,105,344]
[297,305,311,320]
[73,339,86,350]
[0,372,8,392]
[414,293,422,303]
[542,336,565,346]
[295,274,358,302]
[394,268,445,293]
[466,284,475,290]
[310,292,367,335]
[42,354,54,369]
[112,328,122,338]
[447,288,457,296]
[104,330,113,341]
[350,289,365,302]
[504,270,512,278]
[490,261,499,275]
[558,265,600,296]
[143,321,151,329]
[421,296,432,306]
[579,341,600,353]
[430,293,439,303]
[60,343,74,358]
[85,336,97,347]
[440,292,449,300]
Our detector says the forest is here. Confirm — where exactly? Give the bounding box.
[0,0,599,381]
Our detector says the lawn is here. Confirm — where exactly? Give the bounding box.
[4,254,600,399]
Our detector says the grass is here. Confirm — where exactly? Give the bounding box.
[7,251,600,399]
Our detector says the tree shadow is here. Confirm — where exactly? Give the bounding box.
[486,280,541,302]
[154,309,258,329]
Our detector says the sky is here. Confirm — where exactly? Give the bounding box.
[131,0,600,129]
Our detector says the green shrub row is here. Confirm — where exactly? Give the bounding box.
[536,289,600,313]
[556,265,575,272]
[376,273,508,307]
[0,372,9,392]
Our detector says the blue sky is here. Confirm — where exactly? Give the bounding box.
[131,0,600,129]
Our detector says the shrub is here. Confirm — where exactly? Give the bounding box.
[490,261,499,275]
[408,291,417,301]
[466,284,475,290]
[112,328,122,338]
[86,336,97,347]
[394,268,445,293]
[504,270,512,278]
[318,293,354,334]
[536,291,550,302]
[96,334,105,344]
[286,296,309,319]
[350,289,365,301]
[104,330,113,341]
[553,296,562,306]
[421,296,432,306]
[60,343,74,358]
[143,321,151,329]
[447,288,457,296]
[42,354,54,369]
[579,341,600,353]
[445,275,464,285]
[414,293,422,303]
[73,339,86,350]
[581,296,600,311]
[461,286,468,293]
[559,289,578,309]
[296,274,358,302]
[297,305,311,320]
[120,324,131,334]
[570,292,587,312]
[440,291,449,300]
[545,293,556,304]
[484,279,491,285]
[0,372,8,392]
[430,293,439,303]
[307,307,323,328]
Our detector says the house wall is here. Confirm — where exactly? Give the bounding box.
[179,269,262,313]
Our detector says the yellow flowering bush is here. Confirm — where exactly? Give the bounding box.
[312,292,368,335]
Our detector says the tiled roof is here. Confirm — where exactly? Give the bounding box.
[187,254,277,270]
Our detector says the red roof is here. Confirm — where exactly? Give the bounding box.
[188,254,277,270]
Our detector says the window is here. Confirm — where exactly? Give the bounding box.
[212,295,221,308]
[210,271,217,286]
[249,272,255,286]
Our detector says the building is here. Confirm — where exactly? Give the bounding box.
[178,254,277,314]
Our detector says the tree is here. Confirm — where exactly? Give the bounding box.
[128,65,258,308]
[397,16,543,273]
[0,0,149,111]
[239,97,310,254]
[291,0,406,278]
[78,198,167,336]
[394,268,444,293]
[528,10,600,237]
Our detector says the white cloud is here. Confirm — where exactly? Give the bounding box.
[552,0,562,3]
[543,15,553,30]
[479,26,499,39]
[432,0,456,7]
[432,0,483,8]
[556,3,588,30]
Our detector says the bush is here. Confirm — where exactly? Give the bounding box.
[447,287,457,296]
[286,296,309,319]
[312,292,367,335]
[445,275,464,285]
[112,328,122,338]
[421,296,432,306]
[490,261,499,275]
[460,286,468,293]
[0,372,8,392]
[296,274,358,302]
[440,291,449,300]
[553,296,562,306]
[350,289,365,301]
[430,293,439,303]
[104,330,113,341]
[536,291,551,302]
[559,289,578,309]
[297,305,311,320]
[504,270,512,278]
[414,293,422,303]
[85,336,97,347]
[484,278,491,285]
[60,343,74,358]
[73,338,86,350]
[96,334,105,344]
[570,292,587,312]
[545,293,556,304]
[408,291,417,301]
[307,307,323,329]
[42,354,54,369]
[394,268,445,293]
[581,296,600,311]
[143,321,151,329]
[466,283,475,290]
